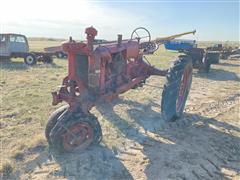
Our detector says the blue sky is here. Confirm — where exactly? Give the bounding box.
[0,0,239,41]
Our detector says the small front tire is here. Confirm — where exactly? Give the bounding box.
[45,105,69,144]
[48,110,102,153]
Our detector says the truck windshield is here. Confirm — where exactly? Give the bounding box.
[9,35,26,43]
[16,36,26,43]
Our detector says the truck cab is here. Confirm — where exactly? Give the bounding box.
[0,33,29,57]
[0,33,54,65]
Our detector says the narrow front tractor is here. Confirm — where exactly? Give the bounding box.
[46,27,193,152]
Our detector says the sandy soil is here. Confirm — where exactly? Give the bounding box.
[8,58,240,180]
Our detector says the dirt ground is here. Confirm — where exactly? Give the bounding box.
[1,56,239,180]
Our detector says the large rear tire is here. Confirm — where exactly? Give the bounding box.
[48,109,102,153]
[161,55,193,121]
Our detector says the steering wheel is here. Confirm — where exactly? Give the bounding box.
[131,27,151,43]
[131,27,159,54]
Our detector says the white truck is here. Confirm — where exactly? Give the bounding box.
[0,33,53,65]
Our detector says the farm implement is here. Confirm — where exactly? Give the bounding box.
[182,48,220,73]
[136,27,196,54]
[164,39,220,73]
[46,27,195,152]
[206,44,239,60]
[44,45,67,59]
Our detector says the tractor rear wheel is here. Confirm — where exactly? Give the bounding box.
[161,55,193,121]
[48,109,102,153]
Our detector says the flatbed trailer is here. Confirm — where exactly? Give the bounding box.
[44,46,67,59]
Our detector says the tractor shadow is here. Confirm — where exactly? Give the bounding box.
[20,98,240,179]
[96,98,240,179]
[22,144,133,180]
[0,59,62,71]
[97,98,163,134]
[51,145,133,179]
[195,68,239,81]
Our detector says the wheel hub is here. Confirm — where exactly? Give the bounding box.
[62,122,94,151]
[58,53,63,58]
[26,56,33,63]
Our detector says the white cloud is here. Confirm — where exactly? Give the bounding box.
[0,0,148,39]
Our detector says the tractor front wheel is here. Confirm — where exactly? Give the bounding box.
[47,108,102,153]
[161,55,193,121]
[45,105,69,144]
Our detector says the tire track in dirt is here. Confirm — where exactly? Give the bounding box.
[187,93,240,118]
[154,92,240,179]
[22,98,240,179]
[158,92,240,133]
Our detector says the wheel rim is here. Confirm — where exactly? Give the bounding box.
[58,53,63,58]
[62,122,94,151]
[26,56,34,64]
[176,66,192,112]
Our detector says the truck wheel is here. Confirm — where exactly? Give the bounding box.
[221,54,229,60]
[161,55,193,121]
[202,58,211,73]
[56,52,64,59]
[48,110,102,153]
[43,55,53,64]
[24,54,37,65]
[45,105,69,144]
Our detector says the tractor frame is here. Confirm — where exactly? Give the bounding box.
[46,27,193,152]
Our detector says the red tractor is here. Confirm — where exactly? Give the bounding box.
[46,27,194,152]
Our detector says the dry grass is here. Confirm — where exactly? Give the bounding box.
[0,39,66,171]
[0,161,14,178]
[28,39,63,51]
